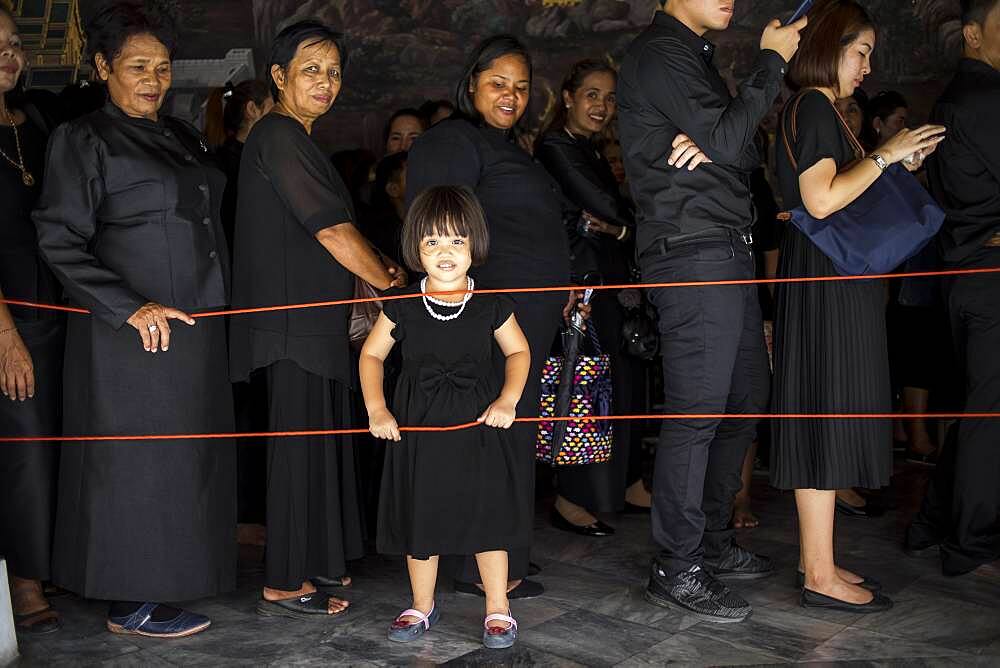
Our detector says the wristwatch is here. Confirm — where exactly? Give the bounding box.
[869,153,889,172]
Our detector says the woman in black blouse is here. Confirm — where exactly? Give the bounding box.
[0,5,64,635]
[208,79,273,251]
[535,59,648,535]
[33,2,236,637]
[230,20,403,621]
[771,0,944,613]
[406,35,574,599]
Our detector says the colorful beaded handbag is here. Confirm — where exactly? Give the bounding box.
[535,325,614,466]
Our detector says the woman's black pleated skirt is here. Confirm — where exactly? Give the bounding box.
[770,226,893,490]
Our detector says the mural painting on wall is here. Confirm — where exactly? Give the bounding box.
[81,0,965,150]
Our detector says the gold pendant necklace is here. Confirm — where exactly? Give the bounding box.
[0,109,35,187]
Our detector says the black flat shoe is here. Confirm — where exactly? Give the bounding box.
[454,578,544,600]
[903,541,941,559]
[550,509,615,536]
[800,588,893,613]
[310,575,351,590]
[835,497,884,518]
[905,451,938,467]
[796,571,881,592]
[622,501,652,515]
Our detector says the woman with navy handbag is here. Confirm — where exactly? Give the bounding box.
[770,0,945,613]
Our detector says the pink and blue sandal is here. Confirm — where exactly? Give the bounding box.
[483,612,517,649]
[387,605,440,643]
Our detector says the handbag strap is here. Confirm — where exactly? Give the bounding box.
[780,88,865,173]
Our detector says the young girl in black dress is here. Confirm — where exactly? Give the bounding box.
[360,186,531,649]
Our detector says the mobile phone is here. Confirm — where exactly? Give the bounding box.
[785,0,813,25]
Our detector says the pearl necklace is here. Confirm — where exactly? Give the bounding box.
[421,276,474,321]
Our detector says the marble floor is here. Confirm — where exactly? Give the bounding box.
[13,461,1000,666]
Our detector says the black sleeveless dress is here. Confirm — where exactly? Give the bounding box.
[376,286,531,558]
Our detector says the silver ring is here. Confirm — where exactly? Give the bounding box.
[148,324,158,333]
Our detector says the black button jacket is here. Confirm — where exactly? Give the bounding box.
[617,12,786,255]
[33,103,228,329]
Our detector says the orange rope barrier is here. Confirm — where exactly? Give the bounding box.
[2,413,997,444]
[3,266,999,318]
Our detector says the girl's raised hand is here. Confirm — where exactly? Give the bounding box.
[369,407,402,442]
[478,398,516,429]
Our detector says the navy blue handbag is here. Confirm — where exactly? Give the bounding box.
[780,91,945,276]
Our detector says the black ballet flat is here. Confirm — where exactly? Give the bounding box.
[550,509,615,537]
[835,497,884,518]
[622,501,652,515]
[796,570,881,592]
[800,588,893,613]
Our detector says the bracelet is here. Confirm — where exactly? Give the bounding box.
[869,153,888,172]
[616,225,629,241]
[0,326,14,336]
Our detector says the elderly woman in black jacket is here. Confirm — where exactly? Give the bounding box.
[33,2,235,637]
[536,59,648,535]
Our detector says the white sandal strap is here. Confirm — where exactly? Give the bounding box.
[396,607,433,629]
[484,613,517,630]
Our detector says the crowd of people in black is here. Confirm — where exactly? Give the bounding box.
[1,0,998,650]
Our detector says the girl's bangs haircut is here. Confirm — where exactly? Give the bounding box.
[402,186,490,273]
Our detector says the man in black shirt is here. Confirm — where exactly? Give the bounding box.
[618,0,804,621]
[907,0,1000,576]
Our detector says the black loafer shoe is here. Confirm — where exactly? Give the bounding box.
[454,578,544,600]
[800,588,893,613]
[795,570,881,592]
[622,501,652,515]
[550,509,615,537]
[704,542,774,580]
[835,497,885,518]
[903,542,941,559]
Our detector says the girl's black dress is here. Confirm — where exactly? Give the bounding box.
[377,286,530,558]
[770,91,892,490]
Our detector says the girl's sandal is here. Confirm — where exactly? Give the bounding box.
[483,613,518,649]
[387,605,440,643]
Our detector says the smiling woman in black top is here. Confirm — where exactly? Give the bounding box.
[406,35,572,598]
[230,20,403,622]
[33,1,236,638]
[535,59,648,535]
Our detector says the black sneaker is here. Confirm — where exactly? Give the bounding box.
[704,542,774,580]
[644,562,752,623]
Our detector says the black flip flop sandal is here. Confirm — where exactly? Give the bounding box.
[15,608,62,635]
[256,593,349,621]
[309,575,351,590]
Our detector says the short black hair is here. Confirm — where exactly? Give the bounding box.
[266,19,347,101]
[84,1,179,69]
[383,108,428,141]
[454,34,532,120]
[402,186,490,273]
[962,0,1000,25]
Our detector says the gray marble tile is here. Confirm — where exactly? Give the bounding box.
[589,585,701,633]
[518,607,671,667]
[445,644,589,667]
[615,630,787,666]
[850,587,1000,652]
[800,626,968,663]
[683,605,847,662]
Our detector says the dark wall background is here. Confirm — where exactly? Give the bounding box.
[79,0,963,153]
